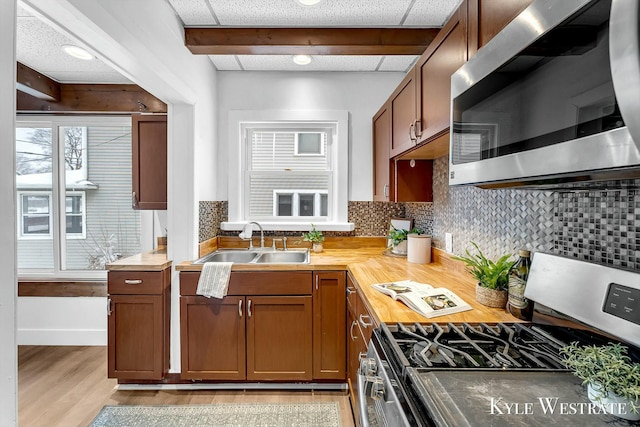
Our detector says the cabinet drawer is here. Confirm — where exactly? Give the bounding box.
[346,273,358,315]
[108,271,165,295]
[356,293,375,343]
[180,271,312,296]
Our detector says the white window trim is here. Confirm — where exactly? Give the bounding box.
[17,191,52,239]
[223,110,353,232]
[64,192,86,240]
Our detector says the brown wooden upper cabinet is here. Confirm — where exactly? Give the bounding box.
[373,102,392,201]
[132,114,167,210]
[415,3,468,154]
[389,69,418,158]
[374,0,534,164]
[467,0,533,58]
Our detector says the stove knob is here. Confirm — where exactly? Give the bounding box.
[359,358,377,376]
[369,377,385,401]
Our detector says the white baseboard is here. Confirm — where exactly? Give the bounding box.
[17,328,107,346]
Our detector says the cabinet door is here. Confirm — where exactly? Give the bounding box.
[180,295,246,380]
[313,271,346,380]
[132,114,167,210]
[373,103,393,201]
[416,3,468,147]
[246,296,313,381]
[347,303,367,427]
[108,294,164,380]
[389,69,418,157]
[467,0,533,58]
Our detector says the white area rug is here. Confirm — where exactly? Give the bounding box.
[90,402,343,427]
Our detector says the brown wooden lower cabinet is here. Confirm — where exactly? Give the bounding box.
[107,268,171,381]
[313,271,347,380]
[180,271,321,382]
[346,272,373,426]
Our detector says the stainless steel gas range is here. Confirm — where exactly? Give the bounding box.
[358,253,640,426]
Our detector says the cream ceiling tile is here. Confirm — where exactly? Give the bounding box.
[403,0,463,26]
[208,55,243,71]
[168,0,219,26]
[377,55,418,72]
[210,0,415,26]
[237,55,383,71]
[16,17,130,83]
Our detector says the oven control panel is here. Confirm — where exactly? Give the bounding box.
[603,283,640,325]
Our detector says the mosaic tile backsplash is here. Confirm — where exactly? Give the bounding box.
[200,158,639,271]
[431,156,640,270]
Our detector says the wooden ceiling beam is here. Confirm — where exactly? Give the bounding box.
[185,27,440,55]
[17,84,167,114]
[17,62,61,101]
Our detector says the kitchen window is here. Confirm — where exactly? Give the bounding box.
[16,116,141,278]
[224,110,351,232]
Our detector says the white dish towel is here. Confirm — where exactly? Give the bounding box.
[196,262,232,299]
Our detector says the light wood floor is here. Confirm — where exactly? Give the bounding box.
[18,346,356,427]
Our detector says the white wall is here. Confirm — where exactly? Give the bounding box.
[0,0,17,424]
[216,71,404,201]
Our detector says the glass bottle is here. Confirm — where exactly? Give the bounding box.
[508,250,533,320]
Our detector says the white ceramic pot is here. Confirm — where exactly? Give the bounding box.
[587,382,640,421]
[391,240,407,255]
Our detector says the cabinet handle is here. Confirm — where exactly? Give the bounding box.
[409,121,415,142]
[359,314,373,328]
[350,320,358,340]
[315,275,319,291]
[132,191,138,208]
[238,299,243,317]
[414,119,421,139]
[124,279,143,285]
[383,184,388,198]
[346,287,356,295]
[107,298,112,316]
[248,299,252,317]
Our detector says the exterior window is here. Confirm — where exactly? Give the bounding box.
[16,117,141,276]
[21,193,51,236]
[246,126,331,221]
[225,110,350,231]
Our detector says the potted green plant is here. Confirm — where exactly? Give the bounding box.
[388,226,421,255]
[300,224,325,252]
[451,242,513,308]
[561,342,640,420]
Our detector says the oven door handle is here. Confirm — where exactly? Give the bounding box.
[357,373,372,427]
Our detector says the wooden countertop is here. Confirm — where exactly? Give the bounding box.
[177,247,520,325]
[106,250,172,271]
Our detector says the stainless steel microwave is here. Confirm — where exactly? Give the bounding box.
[449,0,640,188]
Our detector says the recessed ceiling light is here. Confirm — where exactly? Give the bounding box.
[296,0,323,6]
[61,45,93,61]
[292,54,312,65]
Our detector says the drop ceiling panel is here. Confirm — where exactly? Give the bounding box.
[377,55,419,72]
[236,55,384,71]
[168,0,218,26]
[209,55,243,71]
[404,0,463,26]
[197,0,416,27]
[17,15,131,83]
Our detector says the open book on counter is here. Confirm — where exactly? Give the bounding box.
[372,280,472,319]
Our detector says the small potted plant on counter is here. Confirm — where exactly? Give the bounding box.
[561,342,640,421]
[452,242,513,308]
[300,224,325,253]
[388,226,422,255]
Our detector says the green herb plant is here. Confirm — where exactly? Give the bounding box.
[451,242,513,290]
[560,342,640,413]
[300,224,325,244]
[387,226,421,246]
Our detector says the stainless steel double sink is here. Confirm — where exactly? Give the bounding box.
[193,248,310,265]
